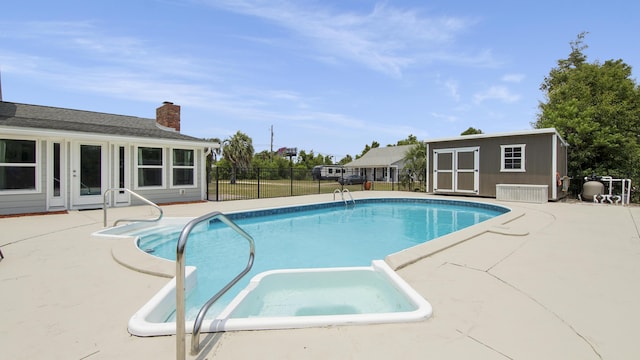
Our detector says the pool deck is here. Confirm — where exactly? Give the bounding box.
[1,191,640,359]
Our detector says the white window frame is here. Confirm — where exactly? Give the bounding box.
[500,144,526,172]
[134,146,165,189]
[170,148,196,188]
[0,137,40,194]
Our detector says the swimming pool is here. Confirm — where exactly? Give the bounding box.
[101,197,508,335]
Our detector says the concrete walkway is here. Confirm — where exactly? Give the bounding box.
[1,192,639,359]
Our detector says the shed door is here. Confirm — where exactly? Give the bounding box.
[434,147,479,194]
[433,150,454,192]
[455,148,479,193]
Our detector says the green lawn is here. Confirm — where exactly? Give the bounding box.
[207,180,399,201]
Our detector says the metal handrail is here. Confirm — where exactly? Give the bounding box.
[333,188,345,204]
[333,188,355,205]
[103,188,163,227]
[176,211,255,359]
[342,189,355,205]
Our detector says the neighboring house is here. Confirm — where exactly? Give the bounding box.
[345,145,414,182]
[426,128,569,202]
[0,100,218,216]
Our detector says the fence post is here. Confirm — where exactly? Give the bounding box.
[257,167,261,199]
[290,167,294,196]
[215,167,219,201]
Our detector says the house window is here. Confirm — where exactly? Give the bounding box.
[0,139,37,191]
[172,149,194,186]
[500,144,526,172]
[137,147,163,187]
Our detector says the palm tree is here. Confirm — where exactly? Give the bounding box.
[222,131,254,184]
[402,143,427,191]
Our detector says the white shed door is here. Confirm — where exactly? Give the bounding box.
[433,147,479,194]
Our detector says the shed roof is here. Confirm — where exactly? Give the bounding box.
[346,145,414,167]
[0,101,213,145]
[425,128,568,147]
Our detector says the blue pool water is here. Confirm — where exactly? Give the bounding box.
[135,198,507,321]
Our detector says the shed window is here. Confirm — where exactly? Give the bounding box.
[137,147,164,187]
[500,144,526,172]
[0,139,37,191]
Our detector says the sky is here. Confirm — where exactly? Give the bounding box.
[1,1,639,161]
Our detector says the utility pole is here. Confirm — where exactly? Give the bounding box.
[270,125,274,160]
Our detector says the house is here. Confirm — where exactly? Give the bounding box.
[425,128,569,202]
[344,145,414,182]
[0,100,218,216]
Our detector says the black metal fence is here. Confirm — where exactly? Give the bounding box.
[207,166,407,201]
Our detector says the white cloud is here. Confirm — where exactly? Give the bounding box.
[443,79,460,101]
[430,112,458,123]
[501,73,525,83]
[473,85,521,104]
[201,0,486,77]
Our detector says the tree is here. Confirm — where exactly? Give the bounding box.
[461,127,483,136]
[401,142,427,191]
[337,154,353,165]
[204,137,222,180]
[533,33,640,190]
[396,134,420,146]
[356,141,380,159]
[222,131,254,184]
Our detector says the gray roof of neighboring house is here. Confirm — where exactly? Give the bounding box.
[0,101,209,143]
[345,145,414,167]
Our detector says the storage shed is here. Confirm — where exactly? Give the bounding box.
[426,128,569,202]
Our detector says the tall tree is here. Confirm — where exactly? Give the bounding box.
[205,137,222,181]
[356,141,380,159]
[460,127,483,136]
[222,131,254,184]
[533,33,640,186]
[401,143,427,191]
[396,134,420,146]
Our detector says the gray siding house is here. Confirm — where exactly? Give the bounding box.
[0,101,218,216]
[426,128,569,202]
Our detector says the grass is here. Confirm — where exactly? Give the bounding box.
[208,180,400,201]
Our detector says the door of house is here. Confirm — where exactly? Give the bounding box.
[433,147,479,194]
[72,142,107,207]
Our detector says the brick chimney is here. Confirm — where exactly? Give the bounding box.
[156,101,180,132]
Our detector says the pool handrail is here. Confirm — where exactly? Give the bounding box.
[102,188,163,227]
[175,211,256,359]
[333,188,355,206]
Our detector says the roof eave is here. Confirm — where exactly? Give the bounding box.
[0,125,219,148]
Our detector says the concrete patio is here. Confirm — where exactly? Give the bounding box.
[1,192,639,359]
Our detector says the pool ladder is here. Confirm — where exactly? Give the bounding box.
[176,211,256,360]
[102,188,163,227]
[334,188,355,206]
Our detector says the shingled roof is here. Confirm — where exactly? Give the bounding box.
[0,101,207,143]
[345,145,414,167]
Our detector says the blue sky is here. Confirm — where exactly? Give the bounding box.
[1,1,639,160]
